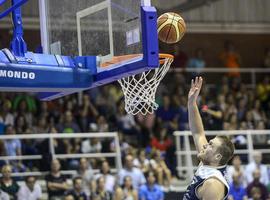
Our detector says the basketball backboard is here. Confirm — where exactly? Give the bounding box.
[39,0,157,69]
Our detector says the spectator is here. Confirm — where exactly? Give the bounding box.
[0,140,7,168]
[0,165,19,200]
[151,127,173,154]
[172,45,188,68]
[81,137,102,154]
[0,99,14,129]
[91,176,112,200]
[3,125,25,172]
[175,95,188,131]
[14,115,28,134]
[65,177,87,200]
[13,96,36,127]
[57,110,80,133]
[133,149,150,174]
[118,154,146,190]
[246,169,268,200]
[187,48,206,77]
[46,159,69,200]
[227,155,247,186]
[220,41,241,77]
[257,76,270,110]
[96,115,109,132]
[228,172,248,200]
[74,158,94,196]
[139,171,164,200]
[201,100,223,130]
[4,125,21,157]
[115,176,138,200]
[245,151,269,185]
[17,176,42,200]
[77,94,99,132]
[251,100,267,124]
[117,102,140,136]
[33,116,49,133]
[263,48,270,68]
[155,95,177,131]
[95,160,115,193]
[149,150,171,187]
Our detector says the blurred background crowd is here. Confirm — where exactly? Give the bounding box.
[0,40,269,199]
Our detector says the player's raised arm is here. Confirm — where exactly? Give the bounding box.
[188,76,208,153]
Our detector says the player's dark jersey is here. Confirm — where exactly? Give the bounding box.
[183,164,229,200]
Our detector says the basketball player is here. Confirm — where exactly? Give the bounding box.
[183,77,235,200]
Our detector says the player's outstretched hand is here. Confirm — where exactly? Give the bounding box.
[188,76,203,106]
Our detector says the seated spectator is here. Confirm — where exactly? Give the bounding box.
[155,95,177,130]
[150,150,171,187]
[187,48,206,77]
[175,95,188,131]
[95,160,115,193]
[151,127,173,154]
[117,102,140,136]
[74,158,94,196]
[263,48,270,68]
[0,165,19,200]
[133,149,150,174]
[0,141,7,168]
[0,99,14,129]
[139,171,164,200]
[245,151,269,185]
[46,159,69,200]
[246,169,268,200]
[4,125,20,152]
[56,110,81,133]
[115,176,138,200]
[227,155,247,186]
[65,177,87,200]
[91,176,112,200]
[110,132,130,157]
[172,45,188,68]
[228,172,248,200]
[81,137,102,154]
[17,176,42,200]
[219,41,241,77]
[256,76,270,110]
[118,154,146,190]
[201,99,224,130]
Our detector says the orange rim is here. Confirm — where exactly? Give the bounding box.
[100,53,174,67]
[159,53,174,64]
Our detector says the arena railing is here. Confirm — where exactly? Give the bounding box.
[170,67,270,88]
[0,132,122,177]
[174,130,270,183]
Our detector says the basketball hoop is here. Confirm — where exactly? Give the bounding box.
[118,53,174,115]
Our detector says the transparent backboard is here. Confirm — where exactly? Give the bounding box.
[41,0,146,68]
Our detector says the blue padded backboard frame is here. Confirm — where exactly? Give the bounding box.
[0,1,159,100]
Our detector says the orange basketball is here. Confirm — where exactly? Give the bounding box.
[157,12,186,44]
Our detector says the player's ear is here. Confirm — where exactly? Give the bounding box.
[215,153,222,163]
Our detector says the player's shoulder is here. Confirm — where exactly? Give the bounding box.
[203,177,224,188]
[199,177,225,197]
[198,178,225,200]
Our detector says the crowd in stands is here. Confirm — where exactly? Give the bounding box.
[227,152,270,200]
[0,41,269,199]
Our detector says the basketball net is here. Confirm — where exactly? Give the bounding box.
[118,54,174,115]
